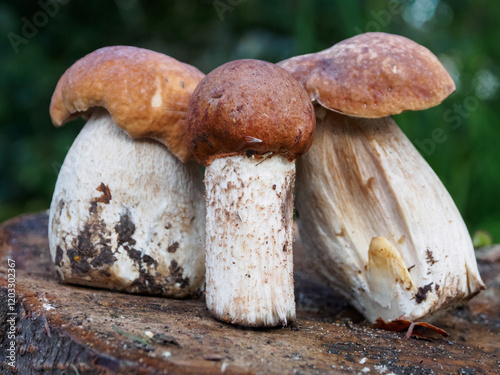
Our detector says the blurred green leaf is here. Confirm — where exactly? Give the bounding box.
[472,230,493,248]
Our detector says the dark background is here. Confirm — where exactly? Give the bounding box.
[1,0,499,241]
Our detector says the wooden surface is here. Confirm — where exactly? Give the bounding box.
[0,211,499,374]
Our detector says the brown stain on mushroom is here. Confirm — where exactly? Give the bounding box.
[425,249,438,266]
[142,254,158,268]
[89,183,112,214]
[114,212,150,269]
[69,226,102,274]
[67,205,114,276]
[95,183,112,204]
[115,211,136,248]
[63,202,119,277]
[167,242,179,253]
[168,260,190,289]
[57,199,65,216]
[54,192,197,296]
[90,248,116,268]
[335,227,345,237]
[415,282,433,304]
[365,177,375,191]
[130,271,164,295]
[113,211,169,295]
[50,198,65,238]
[55,246,64,267]
[280,171,295,234]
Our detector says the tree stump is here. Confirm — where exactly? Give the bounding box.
[0,211,499,374]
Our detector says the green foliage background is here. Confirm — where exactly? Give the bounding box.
[1,0,499,240]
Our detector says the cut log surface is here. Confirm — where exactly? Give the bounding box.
[0,211,499,374]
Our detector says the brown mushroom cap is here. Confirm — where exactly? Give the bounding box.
[50,46,204,162]
[186,59,315,165]
[278,32,456,118]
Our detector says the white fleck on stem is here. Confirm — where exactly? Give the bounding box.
[49,110,205,297]
[204,155,296,327]
[296,111,484,323]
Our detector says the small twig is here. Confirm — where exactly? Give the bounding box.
[244,136,262,143]
[42,315,52,338]
[71,364,80,375]
[256,152,273,166]
[404,322,416,340]
[112,325,152,347]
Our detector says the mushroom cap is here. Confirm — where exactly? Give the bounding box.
[278,32,456,118]
[186,59,315,165]
[50,46,204,162]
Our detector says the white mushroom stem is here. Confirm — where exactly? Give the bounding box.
[296,109,484,323]
[204,154,296,327]
[49,110,205,297]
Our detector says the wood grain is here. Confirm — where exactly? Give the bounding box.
[0,212,499,374]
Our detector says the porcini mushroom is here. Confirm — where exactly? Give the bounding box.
[49,46,206,297]
[279,33,485,323]
[186,59,315,326]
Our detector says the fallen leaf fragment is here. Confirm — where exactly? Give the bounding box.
[373,317,449,340]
